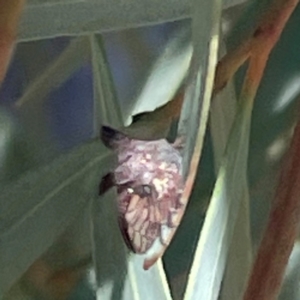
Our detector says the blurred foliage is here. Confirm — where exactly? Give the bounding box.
[1,0,300,299]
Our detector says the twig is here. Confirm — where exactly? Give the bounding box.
[213,39,251,96]
[239,0,300,299]
[243,112,300,300]
[213,0,299,95]
[0,0,26,85]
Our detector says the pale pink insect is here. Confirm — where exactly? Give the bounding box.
[100,126,184,269]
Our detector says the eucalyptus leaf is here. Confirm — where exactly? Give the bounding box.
[90,34,123,131]
[91,188,128,296]
[90,31,128,299]
[94,230,173,300]
[0,139,114,294]
[158,0,223,296]
[123,26,192,126]
[178,0,221,180]
[210,44,252,300]
[184,79,253,300]
[122,257,172,300]
[118,25,192,141]
[20,0,249,42]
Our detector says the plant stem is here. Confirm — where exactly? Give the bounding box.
[239,0,300,299]
[213,0,299,95]
[0,0,26,85]
[243,113,300,300]
[213,39,251,96]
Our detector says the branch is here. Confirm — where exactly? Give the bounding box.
[243,111,300,299]
[213,0,299,95]
[239,0,300,299]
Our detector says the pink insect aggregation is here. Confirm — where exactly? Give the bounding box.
[100,126,185,269]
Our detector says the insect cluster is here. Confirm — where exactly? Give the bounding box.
[100,126,185,269]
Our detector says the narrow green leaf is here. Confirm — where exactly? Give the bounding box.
[124,26,192,126]
[90,34,174,299]
[93,257,171,300]
[90,34,123,131]
[94,250,173,300]
[19,0,248,42]
[211,44,252,300]
[122,258,172,300]
[184,79,254,300]
[90,188,128,291]
[178,0,222,179]
[0,139,113,294]
[93,177,164,298]
[120,27,191,141]
[90,33,128,298]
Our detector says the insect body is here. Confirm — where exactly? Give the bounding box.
[100,126,184,269]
